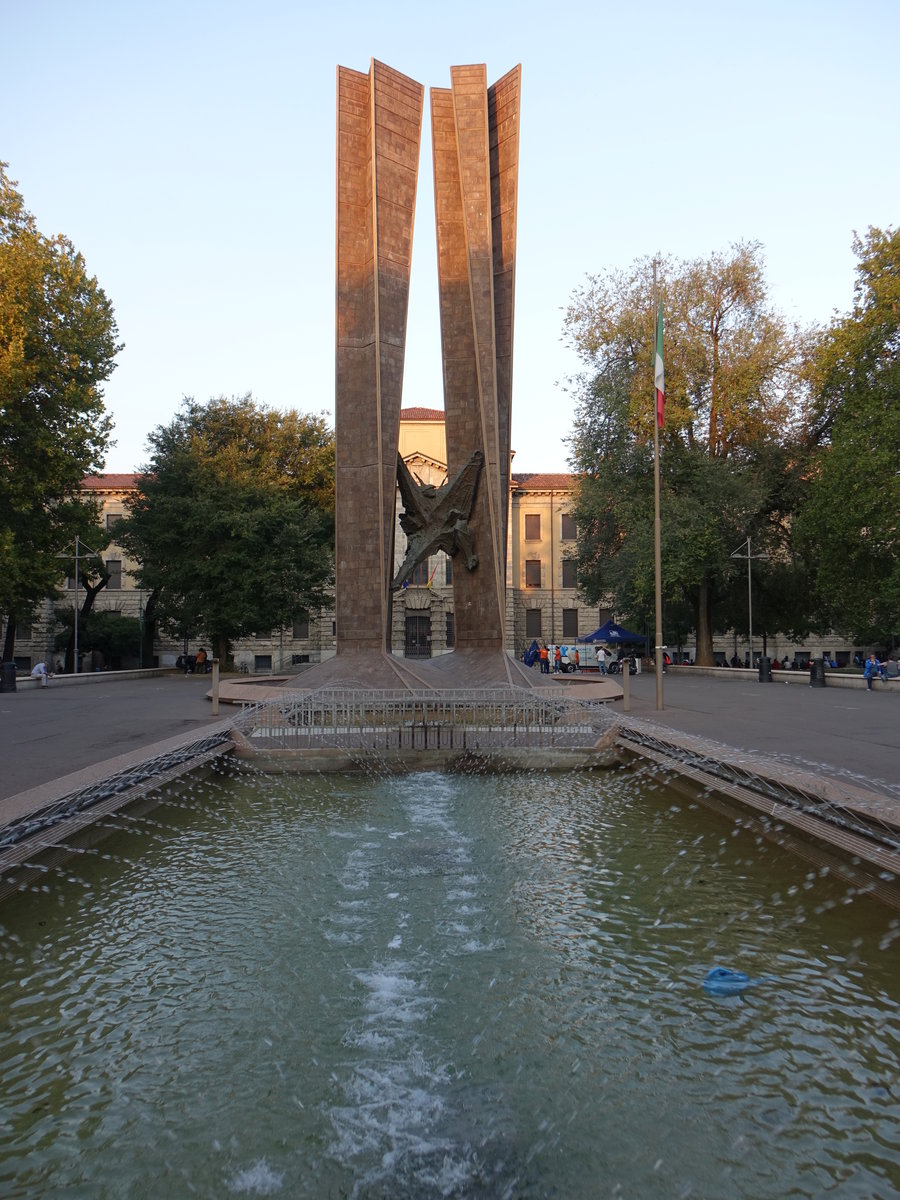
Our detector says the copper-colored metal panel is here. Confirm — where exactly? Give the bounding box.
[431,65,520,650]
[335,61,423,651]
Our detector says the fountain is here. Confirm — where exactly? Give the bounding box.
[1,762,898,1197]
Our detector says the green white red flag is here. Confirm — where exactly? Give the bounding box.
[654,299,665,427]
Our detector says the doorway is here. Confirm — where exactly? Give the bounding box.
[404,612,432,658]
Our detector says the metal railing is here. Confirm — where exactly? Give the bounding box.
[234,687,612,752]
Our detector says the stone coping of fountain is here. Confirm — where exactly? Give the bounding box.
[610,714,900,834]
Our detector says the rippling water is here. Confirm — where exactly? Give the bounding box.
[1,763,898,1198]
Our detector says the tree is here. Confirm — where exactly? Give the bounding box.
[119,395,335,664]
[565,243,810,664]
[54,609,140,670]
[0,164,121,658]
[795,227,900,643]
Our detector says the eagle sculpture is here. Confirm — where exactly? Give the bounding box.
[391,449,483,592]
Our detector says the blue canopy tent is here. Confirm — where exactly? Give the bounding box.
[578,621,647,646]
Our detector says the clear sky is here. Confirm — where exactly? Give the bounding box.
[3,0,897,474]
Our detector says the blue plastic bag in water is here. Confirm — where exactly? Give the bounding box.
[702,967,768,996]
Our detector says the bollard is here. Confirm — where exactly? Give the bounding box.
[809,657,826,688]
[0,661,16,693]
[211,658,220,715]
[758,655,772,683]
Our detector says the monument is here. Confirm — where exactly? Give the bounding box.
[334,59,520,673]
[285,59,617,697]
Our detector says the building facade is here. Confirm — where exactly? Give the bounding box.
[11,409,867,673]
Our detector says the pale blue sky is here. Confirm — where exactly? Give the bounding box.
[3,0,897,473]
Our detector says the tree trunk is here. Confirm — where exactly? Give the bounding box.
[2,614,16,663]
[213,633,230,668]
[140,590,159,667]
[64,577,109,672]
[694,578,715,665]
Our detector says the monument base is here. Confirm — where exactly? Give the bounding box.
[214,650,622,704]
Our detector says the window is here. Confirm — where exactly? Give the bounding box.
[409,559,430,586]
[561,513,576,540]
[525,609,542,638]
[525,559,541,588]
[106,559,122,590]
[562,608,579,638]
[445,611,455,648]
[524,513,541,541]
[254,654,272,673]
[291,653,310,665]
[18,620,32,640]
[292,615,310,639]
[562,559,577,589]
[444,556,452,585]
[106,513,124,530]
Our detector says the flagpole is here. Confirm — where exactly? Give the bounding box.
[652,266,664,710]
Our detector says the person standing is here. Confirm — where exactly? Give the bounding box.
[553,646,562,674]
[539,644,550,675]
[597,645,606,675]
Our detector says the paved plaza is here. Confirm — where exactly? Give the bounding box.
[1,668,898,819]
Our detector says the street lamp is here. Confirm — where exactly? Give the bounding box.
[57,535,102,673]
[730,536,768,667]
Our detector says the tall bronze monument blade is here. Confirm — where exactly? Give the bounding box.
[488,65,521,577]
[432,65,521,650]
[335,60,423,651]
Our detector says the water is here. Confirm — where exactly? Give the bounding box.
[1,763,899,1198]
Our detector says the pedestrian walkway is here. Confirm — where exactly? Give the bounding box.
[623,669,900,799]
[0,674,224,812]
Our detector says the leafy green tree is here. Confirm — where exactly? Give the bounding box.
[0,164,121,658]
[119,395,335,665]
[795,227,900,643]
[565,243,810,664]
[54,609,141,669]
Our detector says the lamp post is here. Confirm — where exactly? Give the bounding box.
[58,536,102,673]
[730,536,768,667]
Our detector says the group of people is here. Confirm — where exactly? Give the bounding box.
[864,653,899,690]
[176,647,210,674]
[534,643,610,674]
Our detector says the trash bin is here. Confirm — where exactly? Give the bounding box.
[809,657,827,688]
[0,661,17,693]
[758,655,772,683]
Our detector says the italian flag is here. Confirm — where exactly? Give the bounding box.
[654,299,665,427]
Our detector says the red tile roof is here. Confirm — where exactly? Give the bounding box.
[400,407,445,421]
[81,473,140,490]
[512,472,575,490]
